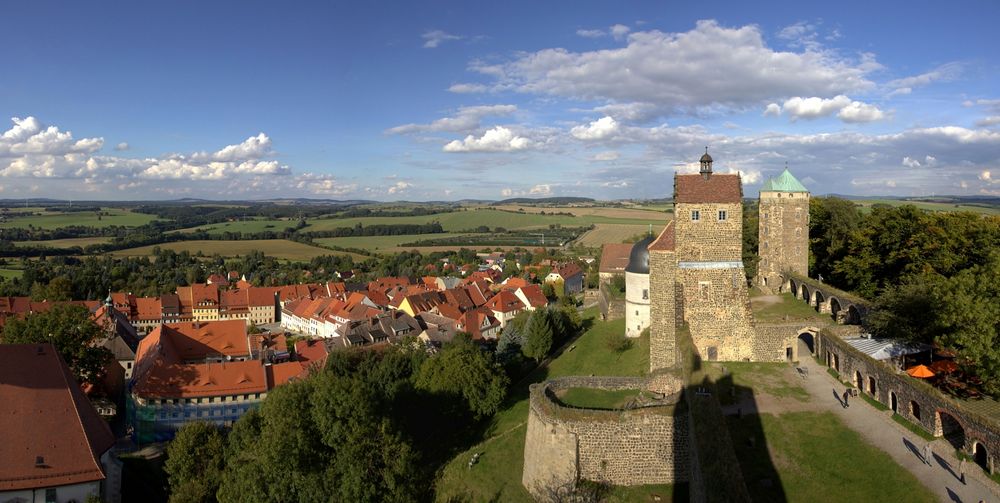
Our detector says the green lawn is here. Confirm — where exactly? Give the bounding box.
[0,208,160,229]
[705,361,811,405]
[751,292,834,324]
[556,388,642,410]
[434,311,661,502]
[727,411,935,503]
[168,218,301,235]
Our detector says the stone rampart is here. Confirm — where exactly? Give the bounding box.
[819,330,998,475]
[522,376,688,500]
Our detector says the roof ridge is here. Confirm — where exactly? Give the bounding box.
[53,347,107,483]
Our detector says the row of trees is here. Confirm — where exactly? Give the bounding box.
[165,335,510,502]
[807,198,1000,396]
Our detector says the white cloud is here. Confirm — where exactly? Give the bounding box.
[976,116,1000,127]
[886,87,911,98]
[387,181,412,194]
[837,100,886,123]
[529,184,552,196]
[782,95,852,120]
[887,62,963,90]
[443,126,532,152]
[609,24,631,40]
[422,30,462,48]
[576,29,605,38]
[500,188,513,197]
[448,83,488,93]
[208,132,273,162]
[724,167,761,184]
[294,174,358,196]
[763,103,782,117]
[779,95,885,123]
[592,151,620,161]
[466,20,877,112]
[571,116,619,140]
[115,142,129,151]
[387,105,517,134]
[980,170,992,181]
[902,156,921,168]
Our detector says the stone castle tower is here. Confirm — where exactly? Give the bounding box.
[757,168,810,292]
[649,151,757,370]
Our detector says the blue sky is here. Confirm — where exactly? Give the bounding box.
[2,1,999,200]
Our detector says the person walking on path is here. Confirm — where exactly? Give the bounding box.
[843,389,850,408]
[959,457,967,484]
[923,442,933,466]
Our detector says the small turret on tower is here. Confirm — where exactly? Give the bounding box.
[699,147,713,179]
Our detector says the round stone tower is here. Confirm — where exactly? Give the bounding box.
[625,235,653,338]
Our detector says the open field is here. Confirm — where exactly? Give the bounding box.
[14,237,113,248]
[852,198,1000,215]
[0,208,160,229]
[574,223,666,247]
[111,240,365,261]
[176,209,671,235]
[491,204,669,220]
[313,233,470,252]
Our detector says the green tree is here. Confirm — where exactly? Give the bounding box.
[164,422,226,503]
[1,304,112,383]
[522,309,554,362]
[416,335,510,417]
[742,200,759,283]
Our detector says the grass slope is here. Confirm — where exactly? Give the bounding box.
[313,233,470,252]
[575,223,665,247]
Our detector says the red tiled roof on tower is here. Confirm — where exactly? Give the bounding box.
[648,220,676,251]
[674,173,742,204]
[0,344,115,491]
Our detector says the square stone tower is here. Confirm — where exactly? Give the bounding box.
[671,152,756,362]
[757,168,810,291]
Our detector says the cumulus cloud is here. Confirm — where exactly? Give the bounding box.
[592,151,620,161]
[977,116,1000,127]
[457,20,878,112]
[387,181,412,194]
[422,30,462,48]
[609,24,631,40]
[779,95,885,122]
[387,105,517,134]
[763,103,782,116]
[576,28,605,38]
[500,188,513,197]
[837,100,886,123]
[529,184,552,195]
[980,170,992,181]
[294,173,358,196]
[115,142,129,151]
[571,116,620,140]
[443,126,532,152]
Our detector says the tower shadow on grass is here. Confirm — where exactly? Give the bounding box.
[683,371,787,502]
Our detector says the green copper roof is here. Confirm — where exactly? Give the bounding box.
[761,168,809,193]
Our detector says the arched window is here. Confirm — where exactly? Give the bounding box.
[910,401,921,420]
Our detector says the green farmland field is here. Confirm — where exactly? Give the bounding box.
[14,237,113,248]
[0,208,160,229]
[853,198,1000,215]
[111,240,365,261]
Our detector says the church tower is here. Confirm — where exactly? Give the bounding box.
[757,167,810,292]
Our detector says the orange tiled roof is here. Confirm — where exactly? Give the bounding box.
[599,243,633,273]
[674,173,742,204]
[0,344,115,491]
[649,220,676,251]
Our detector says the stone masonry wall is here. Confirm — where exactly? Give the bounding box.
[649,249,676,372]
[522,376,688,500]
[752,323,806,362]
[674,202,743,262]
[818,331,999,474]
[758,191,809,291]
[678,267,756,362]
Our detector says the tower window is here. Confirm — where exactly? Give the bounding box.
[691,210,700,221]
[718,210,727,221]
[642,289,648,300]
